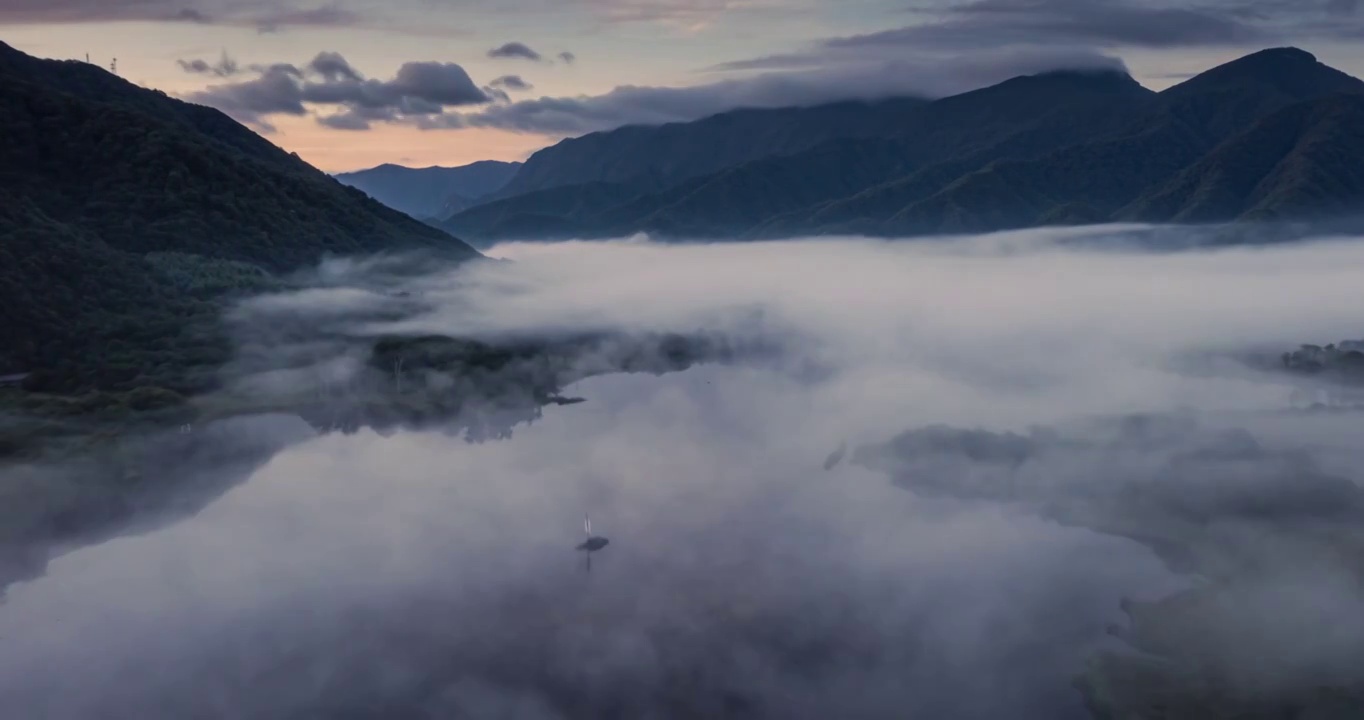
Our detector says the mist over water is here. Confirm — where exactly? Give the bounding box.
[4,226,1364,719]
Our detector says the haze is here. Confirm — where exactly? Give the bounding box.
[3,227,1363,718]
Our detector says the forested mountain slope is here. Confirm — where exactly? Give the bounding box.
[442,47,1364,244]
[0,41,479,393]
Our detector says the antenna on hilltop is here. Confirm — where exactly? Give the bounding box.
[110,58,118,75]
[85,53,90,63]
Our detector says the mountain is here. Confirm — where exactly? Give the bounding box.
[635,70,1154,239]
[334,160,521,220]
[1156,46,1364,143]
[0,41,479,395]
[442,47,1364,244]
[443,68,1155,242]
[1122,93,1364,224]
[489,97,930,201]
[864,47,1364,236]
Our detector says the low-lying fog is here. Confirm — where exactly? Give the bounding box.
[5,225,1364,719]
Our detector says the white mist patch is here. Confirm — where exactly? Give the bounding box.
[4,228,1364,719]
[0,368,1178,720]
[405,230,1364,427]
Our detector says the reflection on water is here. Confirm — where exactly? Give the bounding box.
[11,233,1364,718]
[0,368,1177,720]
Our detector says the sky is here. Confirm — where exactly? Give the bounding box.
[4,0,1364,171]
[4,227,1364,717]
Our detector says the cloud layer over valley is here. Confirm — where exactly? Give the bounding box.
[4,226,1364,718]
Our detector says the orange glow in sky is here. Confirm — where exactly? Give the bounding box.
[263,116,552,172]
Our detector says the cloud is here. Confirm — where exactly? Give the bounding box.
[0,0,369,29]
[489,75,534,91]
[186,52,491,131]
[176,51,242,78]
[698,0,1364,89]
[873,0,1364,52]
[559,51,578,64]
[182,31,1114,139]
[882,0,1270,49]
[316,105,400,130]
[581,0,780,27]
[487,41,545,63]
[253,4,364,32]
[427,0,1334,139]
[5,227,1364,717]
[438,46,1123,135]
[172,7,211,23]
[302,50,362,81]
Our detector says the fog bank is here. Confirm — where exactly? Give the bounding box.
[3,226,1364,718]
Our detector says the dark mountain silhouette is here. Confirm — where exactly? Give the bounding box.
[444,69,1154,242]
[441,47,1364,244]
[638,70,1153,239]
[1157,46,1364,143]
[860,47,1364,236]
[1121,93,1364,224]
[0,41,479,394]
[441,180,647,241]
[489,97,930,201]
[334,160,522,220]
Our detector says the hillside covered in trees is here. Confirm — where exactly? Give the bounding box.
[0,41,480,397]
[441,48,1364,244]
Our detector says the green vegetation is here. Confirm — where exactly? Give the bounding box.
[0,328,740,587]
[0,41,478,402]
[0,40,752,572]
[0,37,492,486]
[1281,341,1364,377]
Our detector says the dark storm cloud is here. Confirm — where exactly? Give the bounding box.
[487,41,545,62]
[489,74,534,91]
[186,52,491,131]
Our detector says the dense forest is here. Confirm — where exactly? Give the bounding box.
[0,41,479,404]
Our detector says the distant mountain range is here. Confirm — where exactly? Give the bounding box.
[0,41,479,393]
[490,97,929,201]
[435,47,1364,245]
[334,160,521,221]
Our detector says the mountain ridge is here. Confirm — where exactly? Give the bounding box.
[443,68,1158,242]
[0,41,479,392]
[334,160,522,220]
[442,47,1364,244]
[490,95,932,201]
